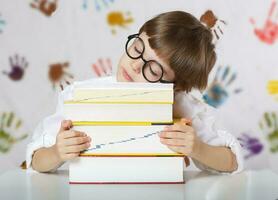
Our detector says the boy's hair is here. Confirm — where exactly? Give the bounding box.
[139,11,216,92]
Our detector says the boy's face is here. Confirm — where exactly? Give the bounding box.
[116,32,175,83]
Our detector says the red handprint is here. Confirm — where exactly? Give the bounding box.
[250,1,278,45]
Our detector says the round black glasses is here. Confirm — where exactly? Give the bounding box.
[125,33,174,83]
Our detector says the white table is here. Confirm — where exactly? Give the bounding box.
[0,169,278,200]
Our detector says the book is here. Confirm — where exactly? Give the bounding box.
[69,157,185,184]
[73,82,174,103]
[70,181,185,199]
[63,102,172,123]
[72,122,181,156]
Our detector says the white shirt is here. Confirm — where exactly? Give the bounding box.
[26,76,244,174]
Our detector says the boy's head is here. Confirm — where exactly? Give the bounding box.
[117,11,216,92]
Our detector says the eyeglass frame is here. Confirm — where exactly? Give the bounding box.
[125,33,174,83]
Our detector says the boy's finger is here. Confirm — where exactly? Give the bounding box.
[159,131,186,139]
[59,120,72,132]
[65,143,90,153]
[160,138,186,146]
[164,124,192,133]
[65,136,91,146]
[64,153,80,160]
[62,130,86,139]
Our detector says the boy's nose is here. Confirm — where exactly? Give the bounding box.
[131,60,143,74]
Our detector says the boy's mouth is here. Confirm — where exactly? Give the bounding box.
[122,67,133,81]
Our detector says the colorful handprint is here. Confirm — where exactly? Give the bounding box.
[200,10,227,40]
[259,112,278,153]
[250,1,278,45]
[0,112,28,153]
[0,13,5,33]
[203,65,242,108]
[48,62,74,90]
[82,0,115,11]
[238,133,264,159]
[107,11,134,34]
[92,58,112,77]
[2,54,28,81]
[30,0,58,17]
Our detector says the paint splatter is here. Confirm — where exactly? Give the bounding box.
[200,10,226,40]
[0,13,6,33]
[0,112,28,153]
[82,0,115,11]
[203,65,242,108]
[259,112,278,153]
[107,11,134,34]
[92,58,112,77]
[250,1,278,45]
[268,80,278,94]
[238,133,264,159]
[2,54,28,81]
[267,80,278,101]
[48,62,74,90]
[30,0,58,17]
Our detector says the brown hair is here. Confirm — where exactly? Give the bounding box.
[139,11,216,92]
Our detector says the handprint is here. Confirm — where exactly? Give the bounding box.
[82,0,115,11]
[107,11,134,34]
[259,112,278,153]
[30,0,58,17]
[2,54,28,81]
[203,65,242,108]
[238,133,264,159]
[250,1,278,45]
[200,10,226,41]
[48,62,74,91]
[0,112,28,153]
[0,13,6,33]
[92,58,112,77]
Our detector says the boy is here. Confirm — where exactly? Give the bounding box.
[27,11,243,174]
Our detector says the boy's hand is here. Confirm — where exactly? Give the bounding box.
[158,118,202,158]
[53,120,91,162]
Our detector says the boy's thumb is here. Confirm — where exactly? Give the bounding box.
[59,120,72,132]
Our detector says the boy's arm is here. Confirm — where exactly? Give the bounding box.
[31,120,91,173]
[159,118,242,173]
[31,146,63,173]
[190,140,238,172]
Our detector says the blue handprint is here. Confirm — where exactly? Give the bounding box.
[0,112,28,153]
[0,13,5,33]
[82,0,115,11]
[259,112,278,153]
[238,133,263,159]
[203,65,242,108]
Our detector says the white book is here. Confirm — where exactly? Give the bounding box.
[73,82,174,103]
[73,124,180,156]
[70,182,185,200]
[69,157,185,184]
[63,103,173,123]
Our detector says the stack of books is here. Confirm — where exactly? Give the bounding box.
[64,81,187,184]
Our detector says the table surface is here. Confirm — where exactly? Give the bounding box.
[0,168,278,200]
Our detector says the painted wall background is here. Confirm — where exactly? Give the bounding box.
[0,0,277,173]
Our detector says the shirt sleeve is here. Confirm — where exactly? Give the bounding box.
[173,90,244,174]
[25,85,73,169]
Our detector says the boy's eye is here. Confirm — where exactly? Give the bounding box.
[149,65,159,76]
[134,46,141,54]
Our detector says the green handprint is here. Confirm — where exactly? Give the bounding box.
[0,112,28,153]
[259,112,278,153]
